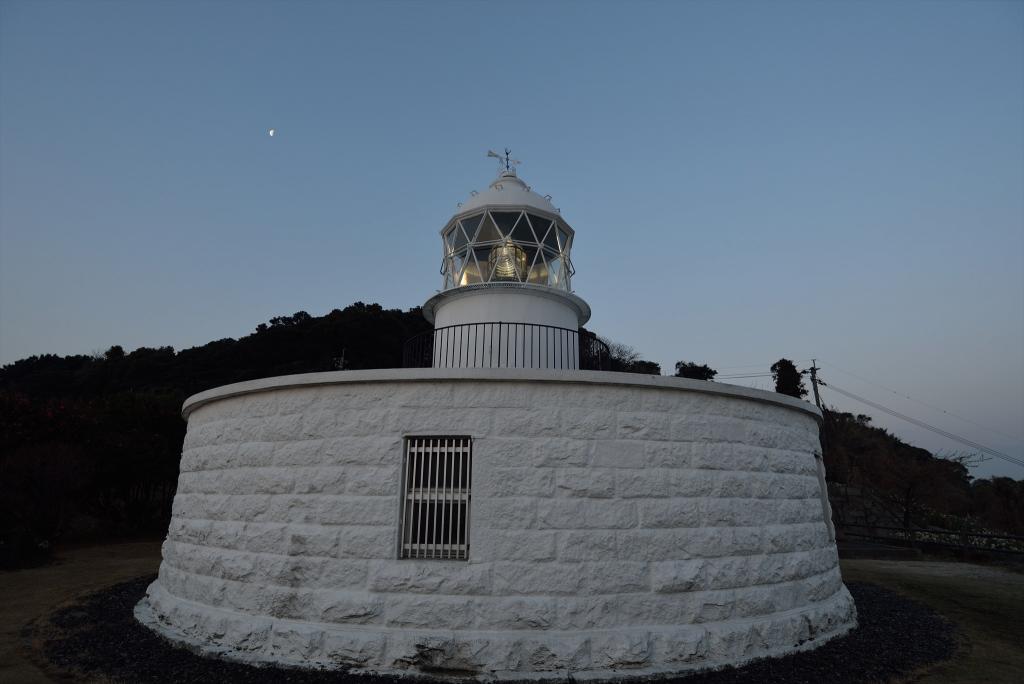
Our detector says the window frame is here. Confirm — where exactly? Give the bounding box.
[397,435,473,561]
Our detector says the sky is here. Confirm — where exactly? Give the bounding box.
[1,0,1021,478]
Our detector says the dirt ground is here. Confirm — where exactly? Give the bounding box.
[0,541,163,683]
[2,545,1021,683]
[840,559,1024,683]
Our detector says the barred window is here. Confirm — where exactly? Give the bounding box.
[399,436,472,560]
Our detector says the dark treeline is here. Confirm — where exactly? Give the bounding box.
[822,409,1024,536]
[1,303,432,566]
[1,303,434,399]
[0,303,658,567]
[5,310,1017,569]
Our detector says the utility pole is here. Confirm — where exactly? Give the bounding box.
[808,359,822,410]
[805,359,835,540]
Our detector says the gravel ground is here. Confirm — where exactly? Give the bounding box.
[29,578,954,683]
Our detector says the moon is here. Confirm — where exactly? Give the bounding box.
[268,128,275,137]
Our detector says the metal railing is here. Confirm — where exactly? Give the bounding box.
[402,322,610,370]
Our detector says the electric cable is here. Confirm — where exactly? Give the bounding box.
[823,382,1024,469]
[820,359,1024,442]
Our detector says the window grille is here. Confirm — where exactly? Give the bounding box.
[399,436,472,560]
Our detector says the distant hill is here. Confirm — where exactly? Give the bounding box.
[1,303,1018,569]
[0,303,433,399]
[0,302,660,567]
[822,409,1023,537]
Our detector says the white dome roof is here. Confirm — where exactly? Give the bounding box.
[456,169,558,216]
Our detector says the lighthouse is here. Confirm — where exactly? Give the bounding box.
[137,153,856,679]
[409,151,597,371]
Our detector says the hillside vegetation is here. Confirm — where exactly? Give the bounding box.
[1,303,1019,568]
[822,409,1023,537]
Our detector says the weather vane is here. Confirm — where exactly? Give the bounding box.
[487,148,521,173]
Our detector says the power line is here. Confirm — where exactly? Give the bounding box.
[820,359,1023,442]
[714,359,811,371]
[823,382,1024,469]
[717,373,774,380]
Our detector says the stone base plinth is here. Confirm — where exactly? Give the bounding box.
[137,369,857,678]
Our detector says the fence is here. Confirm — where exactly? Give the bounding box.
[839,523,1024,556]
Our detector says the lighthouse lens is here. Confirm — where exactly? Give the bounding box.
[488,242,527,281]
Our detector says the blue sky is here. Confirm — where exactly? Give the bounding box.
[2,1,1021,477]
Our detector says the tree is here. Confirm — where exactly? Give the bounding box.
[674,361,717,381]
[603,340,662,375]
[771,358,807,398]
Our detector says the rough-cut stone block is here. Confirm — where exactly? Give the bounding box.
[273,440,326,467]
[385,595,477,629]
[480,497,538,529]
[590,439,646,468]
[590,631,652,669]
[644,441,693,468]
[492,562,586,595]
[254,555,326,588]
[262,413,304,442]
[266,495,320,524]
[318,559,370,589]
[477,466,555,497]
[314,590,384,624]
[530,437,591,467]
[617,412,670,441]
[502,408,562,437]
[558,530,617,561]
[486,597,557,630]
[650,627,709,664]
[343,466,400,496]
[472,530,558,561]
[650,559,706,593]
[618,468,674,498]
[367,560,491,595]
[320,436,400,466]
[286,528,340,557]
[555,467,615,498]
[267,622,325,660]
[316,496,395,526]
[293,467,347,494]
[691,443,770,472]
[537,499,637,529]
[640,498,701,528]
[560,408,616,439]
[322,631,386,667]
[520,635,591,671]
[300,409,340,439]
[331,526,396,559]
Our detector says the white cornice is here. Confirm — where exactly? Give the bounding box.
[181,367,821,422]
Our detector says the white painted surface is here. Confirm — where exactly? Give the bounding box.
[138,373,854,678]
[424,284,591,327]
[178,368,822,420]
[455,170,560,216]
[431,287,584,330]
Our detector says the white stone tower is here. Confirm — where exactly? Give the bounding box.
[418,152,592,370]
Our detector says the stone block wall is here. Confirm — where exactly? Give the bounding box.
[136,370,856,678]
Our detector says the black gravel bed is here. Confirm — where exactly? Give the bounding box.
[30,577,955,683]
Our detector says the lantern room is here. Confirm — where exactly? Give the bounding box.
[415,157,596,370]
[440,178,575,292]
